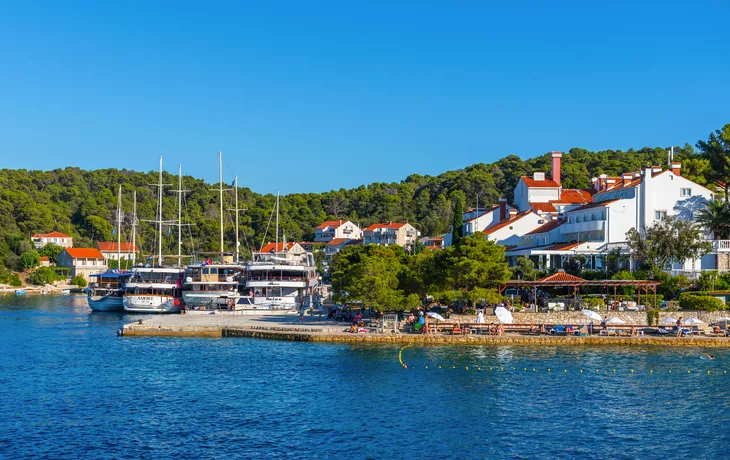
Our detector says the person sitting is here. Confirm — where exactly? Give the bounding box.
[630,326,636,336]
[539,324,547,335]
[349,324,358,333]
[407,312,416,324]
[453,322,462,335]
[497,324,504,336]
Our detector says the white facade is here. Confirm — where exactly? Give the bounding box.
[32,232,73,249]
[315,220,362,242]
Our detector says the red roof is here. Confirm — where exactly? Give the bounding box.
[521,176,561,188]
[316,220,346,230]
[530,203,558,213]
[364,222,408,232]
[525,219,566,235]
[32,231,71,239]
[259,242,296,253]
[64,248,105,259]
[483,211,532,235]
[537,272,585,283]
[544,242,581,251]
[39,256,49,261]
[97,242,139,252]
[326,238,350,246]
[554,189,593,204]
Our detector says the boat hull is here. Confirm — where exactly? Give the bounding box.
[88,295,125,312]
[182,291,238,307]
[123,295,182,314]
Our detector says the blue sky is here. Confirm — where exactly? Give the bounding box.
[0,1,728,194]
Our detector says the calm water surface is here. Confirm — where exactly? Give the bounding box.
[1,295,729,459]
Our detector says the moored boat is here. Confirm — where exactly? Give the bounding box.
[87,271,133,311]
[123,267,185,313]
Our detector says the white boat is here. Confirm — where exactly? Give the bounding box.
[87,271,133,311]
[123,267,185,313]
[88,186,132,312]
[237,191,320,314]
[182,262,244,308]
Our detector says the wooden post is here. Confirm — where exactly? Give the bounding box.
[653,285,657,309]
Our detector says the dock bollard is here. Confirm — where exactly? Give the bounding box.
[138,319,143,325]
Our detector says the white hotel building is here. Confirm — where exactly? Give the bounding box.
[447,152,728,275]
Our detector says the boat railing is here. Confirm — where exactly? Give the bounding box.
[247,275,305,282]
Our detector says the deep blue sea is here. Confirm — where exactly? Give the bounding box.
[1,295,729,459]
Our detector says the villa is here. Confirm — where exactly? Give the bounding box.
[57,248,107,281]
[363,222,420,251]
[32,231,73,249]
[314,220,362,243]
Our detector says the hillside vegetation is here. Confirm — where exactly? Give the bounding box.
[1,124,727,273]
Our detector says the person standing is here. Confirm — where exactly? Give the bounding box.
[676,317,683,338]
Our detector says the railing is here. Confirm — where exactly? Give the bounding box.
[713,240,730,252]
[560,221,605,234]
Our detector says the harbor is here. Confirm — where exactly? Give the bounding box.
[120,311,730,347]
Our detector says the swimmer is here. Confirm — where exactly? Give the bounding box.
[704,353,715,360]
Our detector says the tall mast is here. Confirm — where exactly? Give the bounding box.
[178,165,183,260]
[234,176,239,263]
[219,152,224,257]
[158,156,163,266]
[132,190,137,267]
[117,184,122,267]
[275,190,280,253]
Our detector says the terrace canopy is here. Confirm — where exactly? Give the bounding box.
[498,272,660,309]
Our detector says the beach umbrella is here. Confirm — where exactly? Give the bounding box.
[712,317,730,328]
[604,317,625,325]
[659,317,677,325]
[582,310,602,322]
[427,312,446,322]
[494,306,514,324]
[683,318,703,325]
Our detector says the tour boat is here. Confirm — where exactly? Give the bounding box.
[87,271,133,312]
[123,267,185,313]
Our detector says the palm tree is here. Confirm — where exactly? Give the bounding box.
[695,200,730,240]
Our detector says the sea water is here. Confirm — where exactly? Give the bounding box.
[1,295,729,458]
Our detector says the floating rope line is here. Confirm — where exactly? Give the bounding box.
[408,364,729,375]
[398,343,411,369]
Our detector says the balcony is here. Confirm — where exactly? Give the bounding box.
[713,240,730,252]
[560,221,605,234]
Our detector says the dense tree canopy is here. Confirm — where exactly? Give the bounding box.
[0,126,725,272]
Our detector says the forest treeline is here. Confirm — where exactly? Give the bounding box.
[1,124,728,272]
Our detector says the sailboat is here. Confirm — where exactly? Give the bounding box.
[123,157,186,314]
[87,185,133,312]
[182,152,245,310]
[238,191,319,314]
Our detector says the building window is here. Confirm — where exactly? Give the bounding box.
[655,210,667,221]
[680,188,691,197]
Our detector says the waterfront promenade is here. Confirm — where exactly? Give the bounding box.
[121,312,730,347]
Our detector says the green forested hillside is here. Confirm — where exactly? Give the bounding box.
[0,125,727,272]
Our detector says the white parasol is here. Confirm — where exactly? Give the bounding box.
[494,306,514,324]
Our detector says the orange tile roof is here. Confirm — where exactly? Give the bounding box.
[544,242,581,251]
[364,222,408,232]
[326,238,350,246]
[537,271,585,282]
[521,176,561,188]
[64,248,105,259]
[32,231,71,238]
[97,242,139,252]
[259,242,296,253]
[39,256,49,261]
[555,189,593,204]
[525,219,566,235]
[316,220,346,230]
[483,210,532,235]
[530,203,558,213]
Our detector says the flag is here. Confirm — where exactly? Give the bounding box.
[167,227,171,236]
[111,227,116,236]
[231,178,236,187]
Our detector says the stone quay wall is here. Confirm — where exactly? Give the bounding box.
[507,311,729,326]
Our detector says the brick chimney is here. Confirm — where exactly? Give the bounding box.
[551,151,562,185]
[598,174,607,191]
[498,197,507,221]
[508,209,517,218]
[622,173,632,186]
[671,162,681,176]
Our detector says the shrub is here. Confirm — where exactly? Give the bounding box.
[646,309,660,326]
[582,297,605,308]
[678,292,726,311]
[71,275,87,288]
[0,270,22,287]
[20,251,41,269]
[28,267,62,286]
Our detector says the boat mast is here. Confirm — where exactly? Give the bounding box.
[116,184,122,268]
[234,175,239,263]
[275,190,280,254]
[132,190,137,267]
[178,165,183,260]
[219,152,224,258]
[158,156,163,266]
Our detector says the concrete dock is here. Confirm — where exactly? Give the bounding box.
[121,313,730,347]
